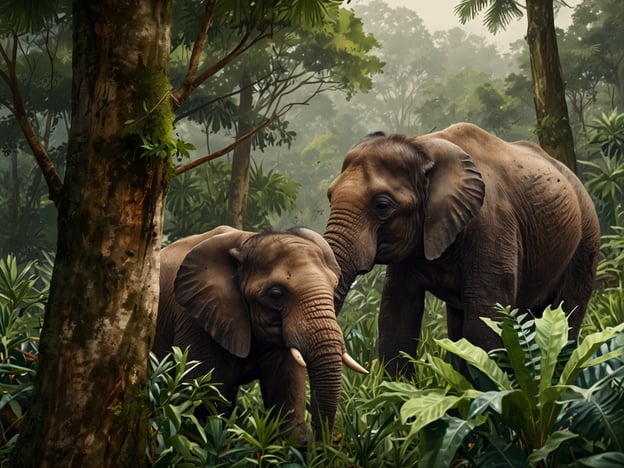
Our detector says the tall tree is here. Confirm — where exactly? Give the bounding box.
[227,72,253,228]
[1,1,349,465]
[10,1,173,465]
[455,0,578,172]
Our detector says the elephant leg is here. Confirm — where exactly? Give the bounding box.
[172,310,239,419]
[379,264,425,378]
[550,235,600,344]
[258,350,307,447]
[460,232,519,352]
[446,305,464,342]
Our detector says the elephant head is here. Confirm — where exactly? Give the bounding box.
[172,226,366,433]
[325,133,485,309]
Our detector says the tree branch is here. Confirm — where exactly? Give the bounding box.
[172,26,272,107]
[0,32,63,201]
[173,72,270,123]
[171,0,217,109]
[174,114,276,176]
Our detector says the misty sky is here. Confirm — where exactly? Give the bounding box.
[376,0,581,52]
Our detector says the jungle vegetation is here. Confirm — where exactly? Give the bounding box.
[0,0,623,465]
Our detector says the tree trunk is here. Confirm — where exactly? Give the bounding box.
[10,1,172,466]
[226,72,253,229]
[526,0,577,173]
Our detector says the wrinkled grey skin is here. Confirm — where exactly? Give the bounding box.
[153,226,346,445]
[324,123,600,376]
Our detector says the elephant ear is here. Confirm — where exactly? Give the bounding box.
[419,138,485,260]
[290,227,341,279]
[174,229,255,358]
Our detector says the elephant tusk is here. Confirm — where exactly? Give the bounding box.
[290,347,307,368]
[342,352,368,374]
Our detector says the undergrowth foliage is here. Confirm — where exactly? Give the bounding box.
[0,254,49,454]
[366,305,624,467]
[1,249,624,466]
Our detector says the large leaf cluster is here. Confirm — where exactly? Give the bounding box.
[368,305,624,467]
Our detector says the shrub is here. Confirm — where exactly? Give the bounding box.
[365,304,624,467]
[0,254,49,458]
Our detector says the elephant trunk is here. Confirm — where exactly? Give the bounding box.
[307,350,343,434]
[324,225,370,313]
[283,296,346,437]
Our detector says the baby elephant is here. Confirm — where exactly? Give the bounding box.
[152,225,366,445]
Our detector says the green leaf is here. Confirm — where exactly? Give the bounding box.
[481,316,503,336]
[419,416,483,468]
[534,304,568,400]
[469,390,516,418]
[582,346,624,369]
[527,429,580,465]
[0,0,57,34]
[427,355,474,393]
[400,389,476,435]
[560,325,624,385]
[436,338,513,390]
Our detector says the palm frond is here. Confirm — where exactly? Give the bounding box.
[454,0,523,34]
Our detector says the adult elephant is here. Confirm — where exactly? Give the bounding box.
[152,226,367,446]
[324,123,600,376]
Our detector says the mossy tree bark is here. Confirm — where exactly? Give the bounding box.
[10,1,173,466]
[526,0,577,173]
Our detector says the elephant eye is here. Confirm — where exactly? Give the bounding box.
[372,193,396,218]
[264,285,287,309]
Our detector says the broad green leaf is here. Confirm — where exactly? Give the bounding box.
[419,416,483,468]
[428,355,474,393]
[362,380,423,408]
[468,390,526,419]
[400,389,468,435]
[436,338,513,390]
[527,429,580,465]
[535,305,568,397]
[485,389,534,438]
[560,325,624,385]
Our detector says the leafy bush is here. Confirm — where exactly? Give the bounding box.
[584,225,624,336]
[147,347,227,465]
[580,153,624,233]
[365,304,624,467]
[581,109,624,233]
[587,109,624,161]
[148,347,307,467]
[0,254,49,457]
